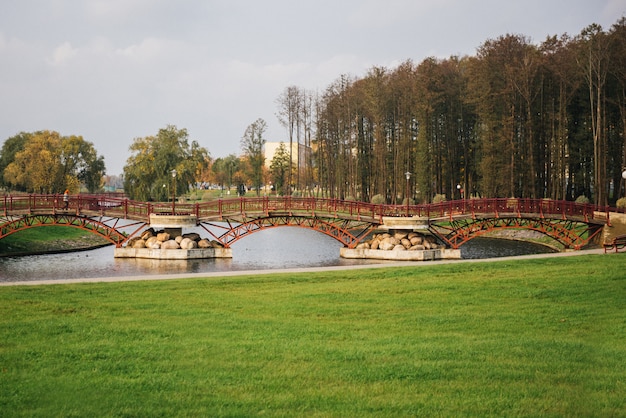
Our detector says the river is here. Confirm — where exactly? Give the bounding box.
[0,228,555,283]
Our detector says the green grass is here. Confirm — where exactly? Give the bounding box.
[1,254,625,417]
[0,226,110,255]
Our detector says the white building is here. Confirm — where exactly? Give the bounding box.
[264,141,311,170]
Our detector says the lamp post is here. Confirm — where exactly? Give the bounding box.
[171,169,177,215]
[405,171,411,216]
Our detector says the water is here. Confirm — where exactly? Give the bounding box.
[461,237,556,259]
[0,229,555,283]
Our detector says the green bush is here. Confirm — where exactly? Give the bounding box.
[371,194,386,204]
[575,195,590,204]
[432,194,447,203]
[616,197,626,209]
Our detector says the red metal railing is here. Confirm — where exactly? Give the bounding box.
[0,194,613,225]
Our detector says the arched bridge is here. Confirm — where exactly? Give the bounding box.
[0,194,612,250]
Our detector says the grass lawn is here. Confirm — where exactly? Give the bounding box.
[1,254,624,417]
[0,226,110,255]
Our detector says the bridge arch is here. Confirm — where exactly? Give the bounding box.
[430,216,605,250]
[199,215,377,248]
[0,214,129,246]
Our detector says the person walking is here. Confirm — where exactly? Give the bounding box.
[63,189,69,209]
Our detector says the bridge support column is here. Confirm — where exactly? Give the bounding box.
[114,247,232,260]
[341,247,461,261]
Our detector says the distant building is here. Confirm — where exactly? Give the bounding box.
[264,141,312,169]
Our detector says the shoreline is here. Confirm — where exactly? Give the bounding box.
[0,242,113,258]
[0,247,610,287]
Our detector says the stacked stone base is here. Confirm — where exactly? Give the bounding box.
[114,221,231,260]
[340,247,460,261]
[114,247,232,260]
[341,229,461,261]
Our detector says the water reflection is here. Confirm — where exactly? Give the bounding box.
[461,237,555,259]
[0,229,555,283]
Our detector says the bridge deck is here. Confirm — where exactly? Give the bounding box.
[1,195,614,250]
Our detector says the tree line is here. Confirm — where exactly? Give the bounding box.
[303,18,626,205]
[3,18,625,207]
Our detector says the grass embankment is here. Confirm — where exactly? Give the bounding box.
[1,254,624,417]
[0,227,110,256]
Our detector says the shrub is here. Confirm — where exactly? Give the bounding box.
[432,194,447,204]
[371,194,386,204]
[616,197,626,209]
[575,195,590,204]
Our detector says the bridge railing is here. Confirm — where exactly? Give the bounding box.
[403,198,607,221]
[1,194,611,224]
[2,194,64,213]
[190,197,385,222]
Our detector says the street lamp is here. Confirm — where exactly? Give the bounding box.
[171,169,177,214]
[457,183,461,200]
[405,171,411,216]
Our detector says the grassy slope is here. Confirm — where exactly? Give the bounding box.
[0,226,110,255]
[0,254,624,417]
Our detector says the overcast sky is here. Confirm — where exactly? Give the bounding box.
[1,0,624,175]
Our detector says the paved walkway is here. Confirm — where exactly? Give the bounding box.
[0,248,612,287]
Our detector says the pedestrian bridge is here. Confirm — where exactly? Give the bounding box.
[0,194,612,250]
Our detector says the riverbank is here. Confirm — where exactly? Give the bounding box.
[0,226,111,257]
[1,246,608,286]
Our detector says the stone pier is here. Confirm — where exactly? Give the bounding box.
[114,246,232,260]
[113,213,232,260]
[340,247,461,261]
[340,215,461,261]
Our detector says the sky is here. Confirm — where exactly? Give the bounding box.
[1,0,624,176]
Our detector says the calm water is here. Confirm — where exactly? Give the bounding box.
[0,229,555,283]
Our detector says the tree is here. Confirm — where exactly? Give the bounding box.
[300,16,626,204]
[212,154,240,192]
[540,34,580,200]
[61,135,106,192]
[608,17,626,200]
[0,132,30,190]
[123,125,210,201]
[2,131,106,193]
[269,142,293,195]
[276,86,301,192]
[240,118,267,196]
[576,24,610,205]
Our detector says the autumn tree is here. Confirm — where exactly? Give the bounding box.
[296,16,626,204]
[240,118,267,196]
[2,131,106,193]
